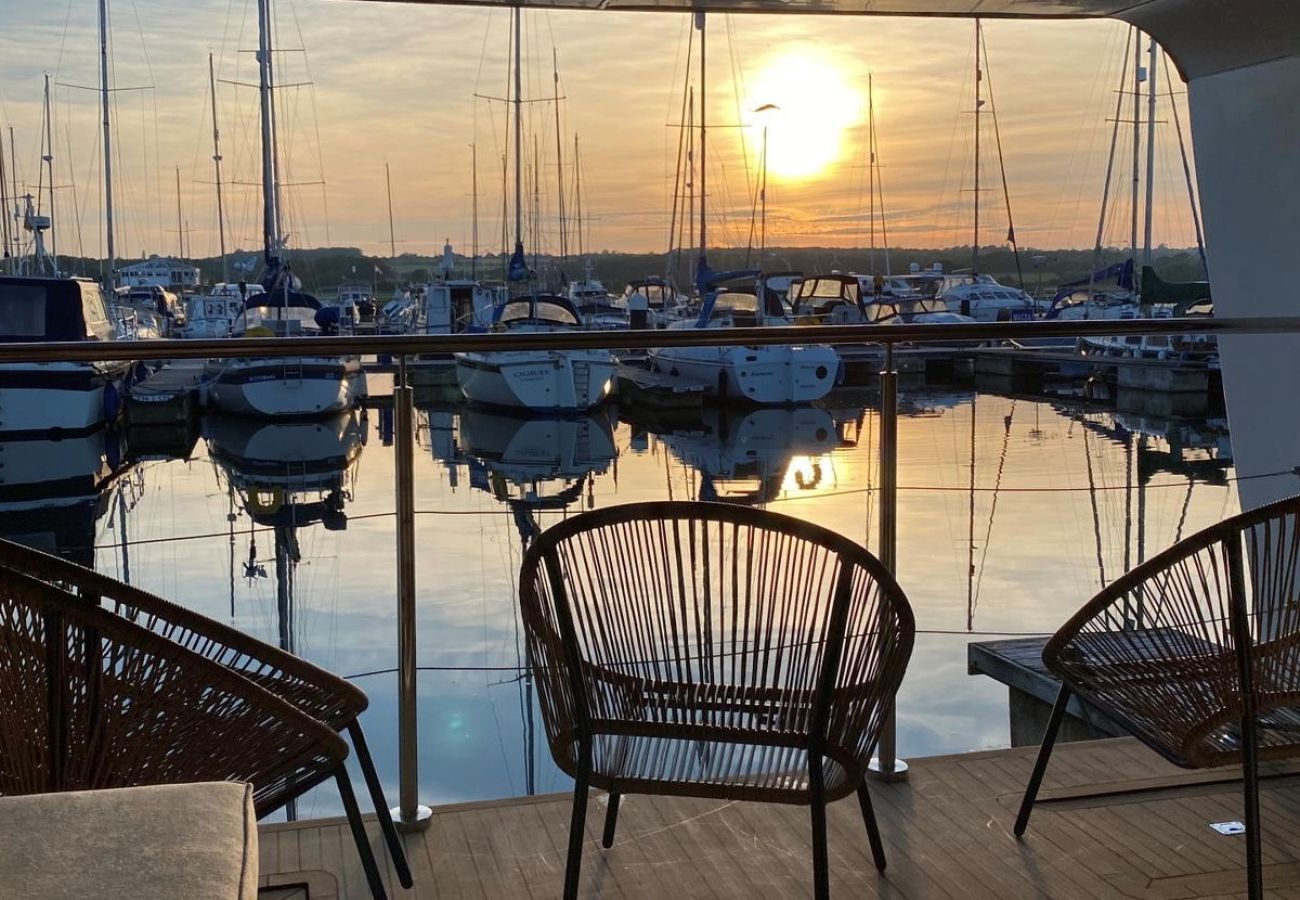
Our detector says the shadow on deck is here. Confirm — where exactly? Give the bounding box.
[258,737,1300,899]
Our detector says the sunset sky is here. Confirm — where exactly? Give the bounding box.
[0,0,1204,261]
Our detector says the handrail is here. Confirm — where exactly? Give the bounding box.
[0,315,1288,364]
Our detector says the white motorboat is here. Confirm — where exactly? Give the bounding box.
[455,294,616,412]
[405,279,502,381]
[0,275,136,435]
[620,278,693,328]
[205,293,363,418]
[649,275,840,405]
[939,274,1036,322]
[182,283,262,339]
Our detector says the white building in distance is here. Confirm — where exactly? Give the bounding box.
[119,256,201,289]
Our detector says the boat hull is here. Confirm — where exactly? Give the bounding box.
[454,350,616,412]
[205,357,363,418]
[0,362,133,436]
[648,344,839,405]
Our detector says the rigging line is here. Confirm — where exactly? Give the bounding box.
[1162,52,1207,277]
[978,25,1025,290]
[1083,428,1108,590]
[341,627,1065,679]
[666,25,694,279]
[972,399,1015,618]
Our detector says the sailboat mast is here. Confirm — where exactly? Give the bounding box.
[552,48,567,264]
[574,133,584,259]
[256,0,279,263]
[697,11,707,267]
[868,72,876,274]
[6,129,17,273]
[209,53,229,283]
[0,127,9,274]
[687,87,695,264]
[175,167,184,260]
[385,162,396,258]
[42,74,58,271]
[471,142,478,280]
[99,0,116,287]
[1142,36,1158,268]
[512,5,522,251]
[531,132,539,275]
[971,19,981,275]
[1130,27,1141,269]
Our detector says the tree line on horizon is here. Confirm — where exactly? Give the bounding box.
[41,243,1206,297]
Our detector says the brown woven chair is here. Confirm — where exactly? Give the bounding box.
[519,501,915,900]
[0,539,409,900]
[1014,494,1300,900]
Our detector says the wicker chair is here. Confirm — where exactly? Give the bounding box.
[519,501,915,900]
[1014,494,1300,900]
[0,539,410,900]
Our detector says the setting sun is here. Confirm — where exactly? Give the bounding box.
[745,49,864,181]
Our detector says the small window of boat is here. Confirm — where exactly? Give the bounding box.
[500,297,581,326]
[713,292,758,314]
[533,299,581,325]
[0,284,47,337]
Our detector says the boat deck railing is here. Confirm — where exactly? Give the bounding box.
[4,314,1292,830]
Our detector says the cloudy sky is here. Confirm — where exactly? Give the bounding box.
[0,0,1203,260]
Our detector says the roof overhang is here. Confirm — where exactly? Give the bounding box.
[341,0,1300,80]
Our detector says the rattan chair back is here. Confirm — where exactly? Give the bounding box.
[520,501,914,803]
[1046,493,1300,768]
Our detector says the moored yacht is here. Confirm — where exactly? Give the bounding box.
[205,288,363,418]
[648,271,840,405]
[0,274,136,435]
[454,293,616,412]
[620,277,693,328]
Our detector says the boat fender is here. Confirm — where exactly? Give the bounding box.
[247,488,284,516]
[105,428,123,471]
[103,383,121,423]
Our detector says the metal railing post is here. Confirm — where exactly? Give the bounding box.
[869,341,909,782]
[392,354,432,831]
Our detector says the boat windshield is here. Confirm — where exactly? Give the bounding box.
[499,296,582,327]
[237,305,322,336]
[793,277,859,314]
[894,298,954,319]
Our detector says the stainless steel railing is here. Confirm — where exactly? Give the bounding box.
[7,315,1278,821]
[0,314,1286,363]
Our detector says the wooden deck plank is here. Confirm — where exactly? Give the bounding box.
[258,738,1300,899]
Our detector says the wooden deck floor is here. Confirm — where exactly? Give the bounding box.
[258,737,1300,899]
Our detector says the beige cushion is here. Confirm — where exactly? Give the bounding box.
[0,782,257,900]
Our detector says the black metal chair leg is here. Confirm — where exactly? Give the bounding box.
[1014,684,1072,837]
[564,755,591,900]
[602,792,621,849]
[857,782,887,872]
[810,757,829,900]
[348,722,414,889]
[337,766,389,900]
[1241,712,1263,900]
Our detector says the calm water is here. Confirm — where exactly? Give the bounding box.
[7,378,1238,819]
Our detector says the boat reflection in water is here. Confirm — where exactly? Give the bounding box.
[0,428,130,568]
[456,407,617,512]
[449,405,616,797]
[653,406,844,505]
[205,410,365,628]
